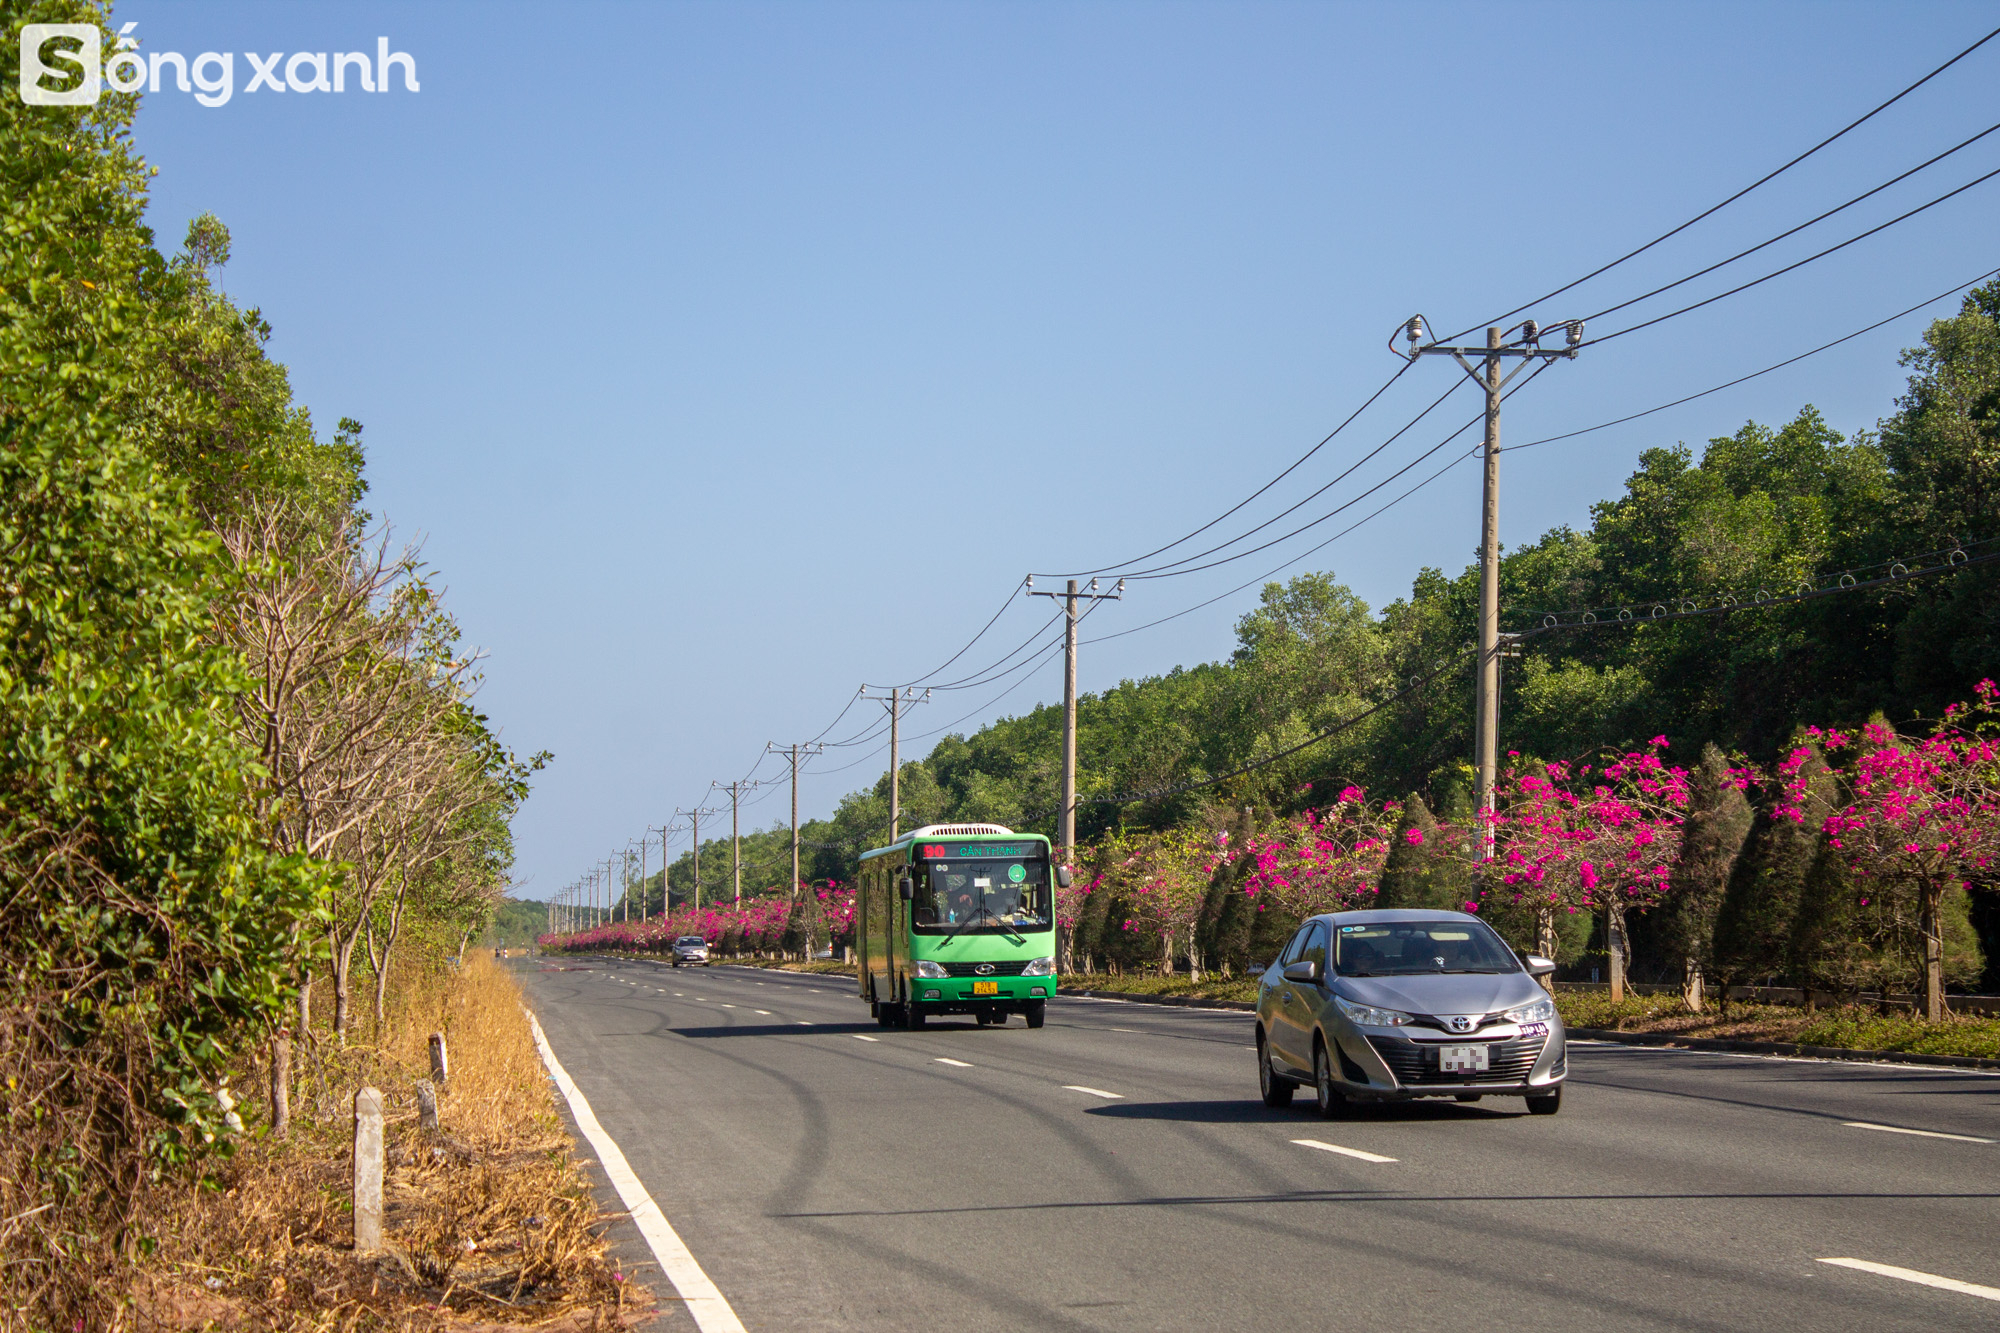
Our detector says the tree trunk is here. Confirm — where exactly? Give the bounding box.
[298,968,314,1035]
[331,930,360,1041]
[1535,907,1558,995]
[1681,956,1704,1013]
[1921,881,1946,1022]
[1606,904,1627,1003]
[270,1034,292,1137]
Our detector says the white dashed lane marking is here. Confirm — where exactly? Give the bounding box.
[935,1058,973,1068]
[1843,1121,1993,1144]
[1063,1085,1123,1099]
[854,1035,880,1043]
[754,1010,772,1016]
[1292,1139,1398,1163]
[1819,1258,2000,1302]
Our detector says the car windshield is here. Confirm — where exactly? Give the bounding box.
[914,857,1051,934]
[1333,921,1520,976]
[677,937,705,947]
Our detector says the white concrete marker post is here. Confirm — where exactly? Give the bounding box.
[353,1086,385,1253]
[428,1031,449,1089]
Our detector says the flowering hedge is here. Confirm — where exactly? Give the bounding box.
[538,880,856,958]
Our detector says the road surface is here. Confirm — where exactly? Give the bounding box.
[518,957,2000,1331]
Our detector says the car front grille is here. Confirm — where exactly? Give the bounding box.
[1367,1035,1547,1086]
[939,960,1029,977]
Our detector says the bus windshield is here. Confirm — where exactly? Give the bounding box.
[914,857,1051,934]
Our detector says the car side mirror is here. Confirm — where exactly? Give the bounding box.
[1282,959,1321,984]
[897,874,914,901]
[1524,955,1556,978]
[1056,865,1073,888]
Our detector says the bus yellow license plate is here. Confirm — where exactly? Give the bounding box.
[972,981,999,995]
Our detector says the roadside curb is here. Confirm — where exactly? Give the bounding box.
[1568,1026,2000,1072]
[1058,986,1255,1012]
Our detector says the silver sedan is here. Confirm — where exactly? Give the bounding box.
[1255,908,1566,1115]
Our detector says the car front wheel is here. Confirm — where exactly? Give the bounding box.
[1313,1038,1348,1118]
[1526,1086,1562,1116]
[1258,1031,1294,1108]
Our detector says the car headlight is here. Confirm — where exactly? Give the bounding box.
[913,960,948,978]
[1334,996,1413,1027]
[1504,997,1555,1024]
[1021,957,1057,976]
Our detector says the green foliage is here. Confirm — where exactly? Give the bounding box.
[1712,742,1838,987]
[1657,744,1753,980]
[1375,794,1470,912]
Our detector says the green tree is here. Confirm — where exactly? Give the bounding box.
[1658,744,1753,1010]
[1711,741,1838,1004]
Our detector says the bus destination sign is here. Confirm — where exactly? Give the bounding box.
[920,842,1035,860]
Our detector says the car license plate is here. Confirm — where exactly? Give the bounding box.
[1437,1045,1489,1073]
[972,980,999,995]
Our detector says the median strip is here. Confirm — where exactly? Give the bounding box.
[1292,1138,1398,1163]
[1818,1258,2000,1302]
[1063,1085,1123,1099]
[1843,1121,1993,1144]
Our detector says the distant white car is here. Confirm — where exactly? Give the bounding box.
[671,935,711,967]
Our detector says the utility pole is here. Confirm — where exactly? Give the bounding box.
[861,686,931,841]
[714,781,763,907]
[1402,315,1582,852]
[638,835,647,923]
[1026,575,1125,866]
[767,741,827,903]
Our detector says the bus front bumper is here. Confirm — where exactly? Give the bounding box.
[911,977,1054,1012]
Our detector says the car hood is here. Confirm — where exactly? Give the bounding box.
[1334,972,1545,1018]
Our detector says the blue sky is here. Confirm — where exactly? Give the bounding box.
[118,1,2000,900]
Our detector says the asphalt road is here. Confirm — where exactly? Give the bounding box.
[518,957,2000,1331]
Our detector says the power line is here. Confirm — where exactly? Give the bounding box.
[1044,360,1415,578]
[1445,22,2000,341]
[1097,378,1468,580]
[1574,119,2000,329]
[1514,264,2000,454]
[1582,162,2000,347]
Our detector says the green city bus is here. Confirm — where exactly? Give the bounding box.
[855,823,1069,1029]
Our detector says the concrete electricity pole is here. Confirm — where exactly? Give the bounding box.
[862,686,931,840]
[1401,316,1581,849]
[713,781,762,907]
[1026,576,1125,866]
[767,741,827,902]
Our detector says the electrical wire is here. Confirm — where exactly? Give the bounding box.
[1443,22,2000,342]
[1573,119,2000,330]
[1582,163,2000,347]
[1129,362,1556,582]
[1043,360,1416,578]
[1096,377,1468,580]
[1513,265,2000,454]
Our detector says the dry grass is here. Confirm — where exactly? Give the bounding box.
[119,955,644,1331]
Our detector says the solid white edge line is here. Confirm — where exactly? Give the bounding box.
[1291,1138,1398,1163]
[1063,1085,1123,1098]
[1818,1257,2000,1302]
[524,1010,747,1333]
[1843,1120,1995,1144]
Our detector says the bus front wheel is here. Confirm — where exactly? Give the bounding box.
[905,1006,926,1029]
[1025,1001,1046,1029]
[876,1003,896,1028]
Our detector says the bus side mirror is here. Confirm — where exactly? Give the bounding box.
[1056,865,1073,889]
[897,874,913,901]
